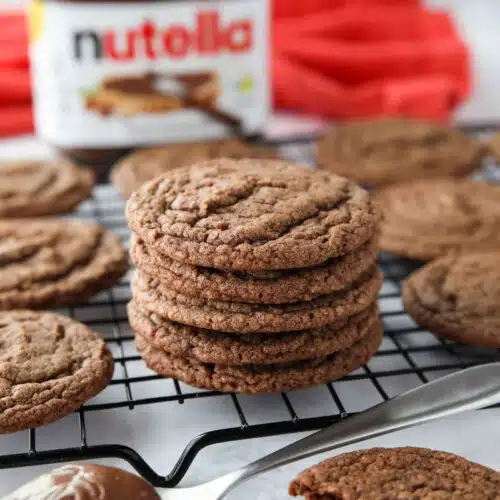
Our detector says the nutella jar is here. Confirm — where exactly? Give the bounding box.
[28,0,270,168]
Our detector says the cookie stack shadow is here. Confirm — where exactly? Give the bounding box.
[126,159,383,393]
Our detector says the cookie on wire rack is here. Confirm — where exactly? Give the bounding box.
[0,158,94,217]
[111,138,281,197]
[0,219,128,310]
[316,118,485,187]
[131,266,382,334]
[403,251,500,348]
[129,300,379,365]
[376,178,500,260]
[135,321,382,394]
[126,158,380,270]
[0,310,114,434]
[126,158,382,393]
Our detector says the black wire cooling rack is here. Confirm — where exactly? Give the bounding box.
[1,134,499,488]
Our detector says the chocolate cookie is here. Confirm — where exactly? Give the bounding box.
[0,159,94,217]
[129,300,379,365]
[131,234,379,304]
[112,138,281,197]
[403,252,500,348]
[317,118,484,187]
[0,219,128,309]
[376,179,500,260]
[126,159,379,271]
[132,267,382,333]
[0,310,113,433]
[135,322,382,393]
[3,464,159,499]
[289,447,500,499]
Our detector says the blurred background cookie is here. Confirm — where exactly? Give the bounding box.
[403,251,500,348]
[0,159,94,217]
[111,139,282,197]
[488,131,500,163]
[376,178,500,260]
[316,118,484,187]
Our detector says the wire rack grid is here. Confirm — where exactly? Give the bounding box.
[0,135,499,488]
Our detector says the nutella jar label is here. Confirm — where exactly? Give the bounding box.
[29,0,270,148]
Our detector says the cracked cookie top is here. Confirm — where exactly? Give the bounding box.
[0,310,113,433]
[403,251,500,347]
[0,219,128,310]
[289,447,500,500]
[126,159,379,271]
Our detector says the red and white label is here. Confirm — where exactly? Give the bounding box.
[30,0,269,148]
[74,12,254,62]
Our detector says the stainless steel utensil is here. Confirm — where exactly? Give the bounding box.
[158,362,500,500]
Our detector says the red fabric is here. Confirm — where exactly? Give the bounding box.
[273,3,470,120]
[278,37,468,91]
[0,69,31,104]
[273,0,421,20]
[0,12,32,136]
[273,57,456,121]
[273,8,454,42]
[0,105,34,137]
[0,12,27,45]
[0,45,29,69]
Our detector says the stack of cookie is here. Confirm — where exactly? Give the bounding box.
[126,159,383,393]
